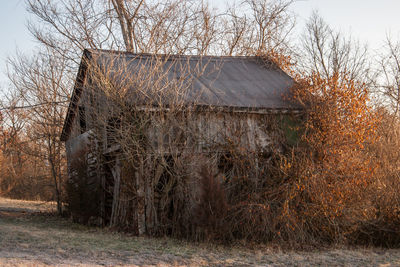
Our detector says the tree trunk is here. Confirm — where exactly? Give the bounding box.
[49,156,62,215]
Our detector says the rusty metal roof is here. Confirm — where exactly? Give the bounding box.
[61,49,300,141]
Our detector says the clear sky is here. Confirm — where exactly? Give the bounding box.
[0,0,36,89]
[289,0,400,51]
[1,0,400,87]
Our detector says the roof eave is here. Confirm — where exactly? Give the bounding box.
[60,49,92,142]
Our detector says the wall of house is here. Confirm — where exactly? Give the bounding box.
[146,110,289,155]
[64,79,301,231]
[65,85,97,174]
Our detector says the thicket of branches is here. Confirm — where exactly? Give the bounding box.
[0,0,399,247]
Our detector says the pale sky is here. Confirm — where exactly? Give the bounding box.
[289,0,400,51]
[1,0,400,87]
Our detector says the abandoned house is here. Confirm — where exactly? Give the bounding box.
[60,49,302,235]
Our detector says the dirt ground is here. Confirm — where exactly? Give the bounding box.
[1,197,400,266]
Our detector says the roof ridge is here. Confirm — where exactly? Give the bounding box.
[84,48,264,60]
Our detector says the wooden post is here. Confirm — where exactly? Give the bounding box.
[145,155,156,234]
[110,157,121,227]
[136,159,146,235]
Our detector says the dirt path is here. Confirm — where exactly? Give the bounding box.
[1,197,400,266]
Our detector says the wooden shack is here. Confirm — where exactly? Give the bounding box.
[60,49,301,234]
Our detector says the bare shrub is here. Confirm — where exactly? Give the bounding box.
[349,111,400,247]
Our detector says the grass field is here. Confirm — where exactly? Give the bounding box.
[1,197,400,266]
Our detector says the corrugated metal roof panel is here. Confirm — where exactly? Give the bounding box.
[92,51,299,110]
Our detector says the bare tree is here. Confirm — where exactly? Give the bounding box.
[219,0,295,56]
[27,0,296,58]
[0,102,26,195]
[6,49,70,214]
[377,37,400,116]
[0,94,56,200]
[299,12,370,82]
[110,0,146,53]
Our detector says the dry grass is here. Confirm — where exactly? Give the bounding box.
[0,197,56,213]
[1,197,400,266]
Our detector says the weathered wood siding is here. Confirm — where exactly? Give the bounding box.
[147,111,278,154]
